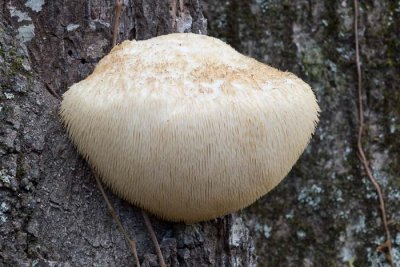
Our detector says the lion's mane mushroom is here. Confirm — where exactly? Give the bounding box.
[60,33,319,223]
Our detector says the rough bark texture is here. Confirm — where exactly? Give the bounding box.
[204,1,400,266]
[0,1,256,266]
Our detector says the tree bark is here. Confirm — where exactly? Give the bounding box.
[0,1,255,266]
[205,0,400,266]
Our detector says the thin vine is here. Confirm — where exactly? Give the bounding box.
[353,1,394,266]
[94,173,141,267]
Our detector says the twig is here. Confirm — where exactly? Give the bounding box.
[142,211,166,267]
[94,173,141,267]
[169,0,177,30]
[169,0,184,31]
[48,70,139,265]
[179,0,184,12]
[112,0,123,47]
[112,1,167,265]
[47,2,141,265]
[353,1,394,266]
[85,3,141,266]
[44,81,61,100]
[98,2,167,266]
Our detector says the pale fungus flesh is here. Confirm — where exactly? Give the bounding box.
[60,33,320,223]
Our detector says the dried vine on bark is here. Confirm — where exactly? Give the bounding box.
[85,1,167,266]
[353,1,394,266]
[94,173,141,267]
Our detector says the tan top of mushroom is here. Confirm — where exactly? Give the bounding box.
[60,33,320,223]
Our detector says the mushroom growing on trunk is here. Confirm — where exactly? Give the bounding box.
[60,33,320,223]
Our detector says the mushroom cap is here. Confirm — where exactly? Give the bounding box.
[60,33,319,223]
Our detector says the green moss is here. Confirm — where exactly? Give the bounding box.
[0,45,31,94]
[7,57,24,77]
[8,47,17,57]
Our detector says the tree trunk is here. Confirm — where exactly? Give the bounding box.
[3,0,399,266]
[0,1,255,266]
[205,0,400,266]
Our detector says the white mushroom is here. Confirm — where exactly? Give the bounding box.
[60,33,320,223]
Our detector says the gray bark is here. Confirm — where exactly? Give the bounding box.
[205,0,400,266]
[3,0,400,266]
[0,1,255,266]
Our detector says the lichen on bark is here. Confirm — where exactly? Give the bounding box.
[205,0,400,266]
[0,1,255,266]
